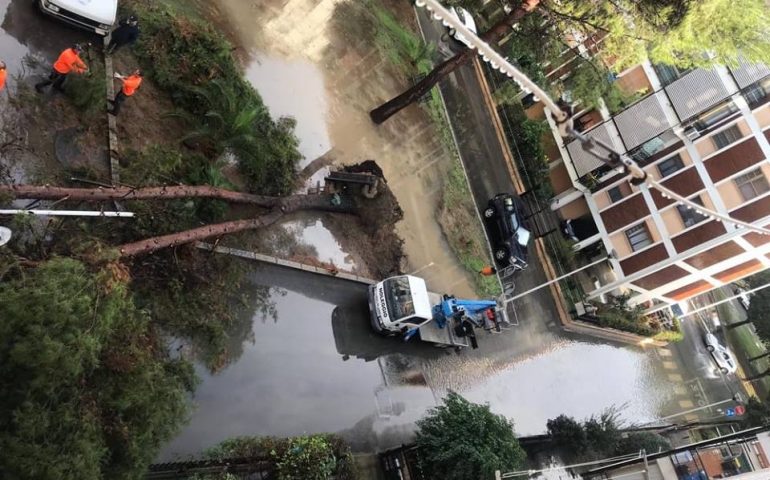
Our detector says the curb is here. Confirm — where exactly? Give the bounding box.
[103,35,120,186]
[196,242,378,285]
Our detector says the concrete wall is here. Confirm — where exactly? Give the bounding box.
[696,119,750,158]
[716,162,770,209]
[558,195,590,219]
[616,64,653,97]
[755,104,770,128]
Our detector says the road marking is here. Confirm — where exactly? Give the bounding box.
[410,262,435,275]
[658,348,672,357]
[674,386,687,396]
[678,400,695,409]
[662,361,677,370]
[668,373,684,382]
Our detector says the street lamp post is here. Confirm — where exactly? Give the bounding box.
[504,250,617,304]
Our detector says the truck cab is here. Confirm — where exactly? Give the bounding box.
[38,0,117,36]
[369,275,435,335]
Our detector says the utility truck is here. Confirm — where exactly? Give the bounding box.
[368,275,507,350]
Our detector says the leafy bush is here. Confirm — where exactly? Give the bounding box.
[501,101,553,201]
[205,434,357,480]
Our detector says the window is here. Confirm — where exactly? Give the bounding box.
[608,186,624,203]
[677,196,707,228]
[625,223,653,252]
[712,125,742,149]
[654,63,690,86]
[743,77,770,108]
[657,154,684,178]
[734,168,770,201]
[692,101,738,132]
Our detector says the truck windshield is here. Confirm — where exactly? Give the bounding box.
[383,277,415,320]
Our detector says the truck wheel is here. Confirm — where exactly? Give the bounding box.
[720,367,729,375]
[483,207,495,218]
[494,247,509,262]
[706,344,715,352]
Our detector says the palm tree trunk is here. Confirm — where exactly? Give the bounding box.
[117,193,352,258]
[369,1,539,124]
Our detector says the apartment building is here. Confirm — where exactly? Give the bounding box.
[542,57,770,312]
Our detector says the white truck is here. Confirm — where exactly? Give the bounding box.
[368,275,505,349]
[38,0,118,36]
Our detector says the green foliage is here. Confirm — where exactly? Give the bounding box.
[594,293,661,337]
[748,282,770,342]
[501,101,552,200]
[127,1,301,195]
[653,317,684,343]
[0,258,196,479]
[492,82,520,107]
[274,435,337,480]
[65,67,107,115]
[204,434,357,480]
[564,62,636,113]
[415,391,526,479]
[547,410,670,462]
[371,3,436,75]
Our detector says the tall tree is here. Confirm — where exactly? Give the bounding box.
[0,258,196,479]
[415,391,526,479]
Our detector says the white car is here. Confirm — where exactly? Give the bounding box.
[444,7,477,48]
[734,288,751,310]
[704,332,738,375]
[38,0,117,36]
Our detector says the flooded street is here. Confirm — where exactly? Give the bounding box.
[163,261,678,459]
[155,0,745,459]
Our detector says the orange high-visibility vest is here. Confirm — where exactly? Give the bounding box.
[53,49,87,74]
[121,75,142,96]
[0,69,6,92]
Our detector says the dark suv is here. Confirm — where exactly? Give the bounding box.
[482,194,531,269]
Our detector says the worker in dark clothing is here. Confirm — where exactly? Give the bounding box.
[106,16,140,55]
[108,69,142,116]
[35,44,87,93]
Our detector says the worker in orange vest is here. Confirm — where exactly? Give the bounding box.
[479,265,497,276]
[0,61,7,93]
[35,44,88,93]
[108,69,142,116]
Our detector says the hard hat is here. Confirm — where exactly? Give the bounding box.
[0,226,11,247]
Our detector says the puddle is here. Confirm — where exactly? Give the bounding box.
[245,54,331,166]
[282,217,356,270]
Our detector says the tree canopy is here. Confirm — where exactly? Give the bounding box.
[463,0,770,70]
[546,410,670,462]
[0,258,197,479]
[415,391,526,479]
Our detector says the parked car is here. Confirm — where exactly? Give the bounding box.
[734,287,751,311]
[482,194,531,269]
[703,332,738,375]
[443,7,477,48]
[37,0,117,36]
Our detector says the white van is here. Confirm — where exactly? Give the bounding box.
[37,0,118,36]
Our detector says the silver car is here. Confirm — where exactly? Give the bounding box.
[704,332,738,375]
